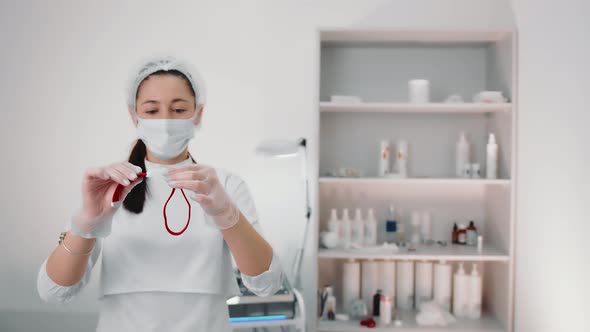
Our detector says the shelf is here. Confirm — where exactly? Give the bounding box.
[318,244,509,262]
[319,177,510,186]
[320,29,513,43]
[317,310,504,332]
[320,102,512,114]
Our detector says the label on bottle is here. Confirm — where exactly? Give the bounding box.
[458,232,466,244]
[386,220,397,232]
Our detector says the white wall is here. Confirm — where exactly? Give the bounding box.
[0,0,587,331]
[510,0,590,331]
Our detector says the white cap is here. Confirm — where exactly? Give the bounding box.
[354,208,363,220]
[457,262,466,274]
[459,131,467,142]
[488,133,496,144]
[126,54,207,111]
[329,208,338,220]
[342,208,350,219]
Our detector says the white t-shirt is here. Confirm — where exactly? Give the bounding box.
[37,156,285,331]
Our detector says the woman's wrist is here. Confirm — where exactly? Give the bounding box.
[62,231,96,254]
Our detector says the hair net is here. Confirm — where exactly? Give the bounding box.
[126,54,207,111]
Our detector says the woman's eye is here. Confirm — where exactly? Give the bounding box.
[175,109,186,113]
[146,110,157,114]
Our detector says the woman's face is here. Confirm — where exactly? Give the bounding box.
[133,74,201,122]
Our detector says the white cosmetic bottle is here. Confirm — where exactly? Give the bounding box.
[341,208,352,249]
[433,260,452,310]
[396,260,415,310]
[415,260,433,308]
[468,263,482,319]
[327,208,340,236]
[364,208,378,246]
[379,140,391,177]
[453,262,470,318]
[456,132,470,177]
[351,208,365,247]
[486,133,498,179]
[397,140,409,178]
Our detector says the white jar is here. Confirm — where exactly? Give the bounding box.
[408,79,430,103]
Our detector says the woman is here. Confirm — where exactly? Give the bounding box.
[36,55,285,331]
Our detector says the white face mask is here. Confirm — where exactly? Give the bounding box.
[136,112,198,160]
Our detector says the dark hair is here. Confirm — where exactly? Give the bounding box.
[123,69,197,214]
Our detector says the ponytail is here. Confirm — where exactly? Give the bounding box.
[123,139,196,214]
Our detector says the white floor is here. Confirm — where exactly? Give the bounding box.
[0,311,98,332]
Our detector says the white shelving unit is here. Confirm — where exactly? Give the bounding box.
[314,29,516,332]
[320,102,512,114]
[318,244,509,262]
[318,310,504,332]
[319,177,510,186]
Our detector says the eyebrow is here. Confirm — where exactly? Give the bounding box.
[141,98,190,105]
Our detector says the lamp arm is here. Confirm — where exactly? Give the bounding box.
[290,140,311,289]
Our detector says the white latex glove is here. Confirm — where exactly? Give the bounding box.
[69,161,144,238]
[166,164,240,230]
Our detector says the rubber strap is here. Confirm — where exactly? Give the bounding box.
[163,187,191,236]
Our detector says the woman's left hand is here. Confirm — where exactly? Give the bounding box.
[166,164,240,230]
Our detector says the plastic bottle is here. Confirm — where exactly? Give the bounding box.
[385,205,397,244]
[341,209,352,249]
[396,212,406,244]
[342,259,361,315]
[415,261,433,308]
[420,211,432,243]
[322,285,337,321]
[379,140,391,176]
[327,208,340,234]
[457,224,467,245]
[373,289,382,316]
[410,211,421,245]
[352,208,365,247]
[379,295,393,325]
[365,208,378,246]
[362,260,379,309]
[328,209,342,243]
[486,133,498,179]
[396,260,414,309]
[456,132,470,177]
[433,260,452,310]
[466,221,478,246]
[468,263,482,319]
[397,140,409,177]
[453,263,469,318]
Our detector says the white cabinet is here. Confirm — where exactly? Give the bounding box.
[314,29,516,332]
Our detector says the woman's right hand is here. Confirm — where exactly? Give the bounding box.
[69,161,144,238]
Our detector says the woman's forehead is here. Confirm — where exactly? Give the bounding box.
[137,75,194,102]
